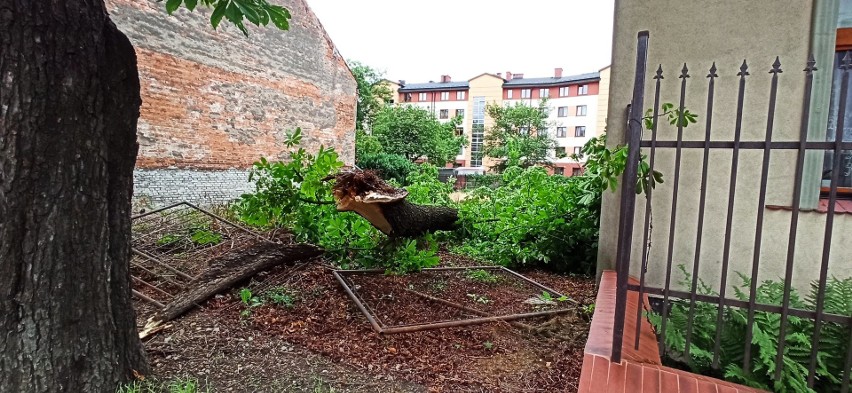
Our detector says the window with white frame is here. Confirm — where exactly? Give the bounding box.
[521,89,531,98]
[576,105,587,116]
[441,91,449,101]
[575,126,586,137]
[578,84,589,95]
[507,89,513,99]
[439,109,449,119]
[573,146,582,156]
[456,91,466,100]
[556,127,567,138]
[419,92,427,101]
[455,109,465,118]
[540,88,550,98]
[559,86,569,97]
[555,147,566,157]
[558,106,568,117]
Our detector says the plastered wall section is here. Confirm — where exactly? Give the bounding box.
[600,0,850,293]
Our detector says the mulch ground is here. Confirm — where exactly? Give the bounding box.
[137,251,596,392]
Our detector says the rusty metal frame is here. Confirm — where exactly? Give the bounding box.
[333,266,578,334]
[130,202,268,311]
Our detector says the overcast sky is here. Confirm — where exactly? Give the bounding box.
[306,0,615,83]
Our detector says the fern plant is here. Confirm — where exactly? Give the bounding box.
[648,266,851,393]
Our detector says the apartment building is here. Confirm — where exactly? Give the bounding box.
[388,68,609,175]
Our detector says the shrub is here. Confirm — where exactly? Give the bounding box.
[235,129,440,273]
[355,152,417,184]
[649,266,851,393]
[455,166,600,273]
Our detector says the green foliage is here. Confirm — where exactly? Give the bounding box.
[467,293,490,304]
[465,269,501,284]
[355,152,417,184]
[455,166,600,273]
[265,286,298,307]
[117,377,208,393]
[355,129,383,158]
[483,341,495,351]
[649,266,851,393]
[164,0,291,36]
[235,129,441,273]
[372,105,465,166]
[483,100,556,172]
[538,291,569,303]
[189,229,221,246]
[643,102,699,130]
[403,164,456,206]
[349,61,393,131]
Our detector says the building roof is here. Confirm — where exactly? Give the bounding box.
[502,72,600,88]
[398,81,469,92]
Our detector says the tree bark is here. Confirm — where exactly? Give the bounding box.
[141,242,323,336]
[0,2,147,392]
[379,200,458,237]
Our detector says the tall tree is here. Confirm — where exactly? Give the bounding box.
[349,60,392,131]
[372,105,465,165]
[482,100,557,172]
[0,1,288,392]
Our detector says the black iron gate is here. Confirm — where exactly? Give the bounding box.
[612,31,852,391]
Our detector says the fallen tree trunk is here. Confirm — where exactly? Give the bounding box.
[140,242,322,338]
[330,170,459,237]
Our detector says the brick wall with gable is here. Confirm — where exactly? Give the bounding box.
[106,0,356,209]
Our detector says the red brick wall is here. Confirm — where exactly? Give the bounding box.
[106,0,357,169]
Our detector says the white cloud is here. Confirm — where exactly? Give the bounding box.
[307,0,614,83]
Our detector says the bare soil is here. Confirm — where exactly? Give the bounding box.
[137,252,596,392]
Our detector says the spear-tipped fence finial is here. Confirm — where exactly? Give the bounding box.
[738,60,750,77]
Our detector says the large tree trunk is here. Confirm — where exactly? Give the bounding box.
[0,2,147,392]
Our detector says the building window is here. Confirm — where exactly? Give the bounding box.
[572,167,582,176]
[456,91,466,100]
[521,89,531,98]
[455,126,464,136]
[559,86,569,97]
[554,167,565,175]
[823,35,852,195]
[455,109,465,118]
[519,126,529,135]
[578,84,589,95]
[556,127,567,138]
[558,106,568,117]
[555,146,566,157]
[439,109,449,119]
[419,92,428,101]
[471,97,486,167]
[575,126,586,137]
[573,146,582,156]
[441,91,449,101]
[540,88,550,98]
[507,89,513,99]
[576,105,587,116]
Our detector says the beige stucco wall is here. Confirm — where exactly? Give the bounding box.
[466,74,505,169]
[599,0,850,294]
[596,66,611,135]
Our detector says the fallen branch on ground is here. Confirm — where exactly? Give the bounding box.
[140,241,323,338]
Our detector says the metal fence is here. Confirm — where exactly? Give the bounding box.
[612,31,852,391]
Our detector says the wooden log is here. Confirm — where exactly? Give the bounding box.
[140,242,322,338]
[331,170,459,238]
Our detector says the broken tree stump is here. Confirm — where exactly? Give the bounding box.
[330,170,459,237]
[140,241,322,338]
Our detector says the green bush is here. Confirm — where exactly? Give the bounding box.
[454,166,600,273]
[235,129,439,273]
[355,152,417,184]
[649,266,851,393]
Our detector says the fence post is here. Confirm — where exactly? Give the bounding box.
[611,31,649,364]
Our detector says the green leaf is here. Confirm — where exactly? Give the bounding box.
[184,0,198,11]
[210,0,229,29]
[267,5,291,30]
[165,0,183,14]
[233,0,260,25]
